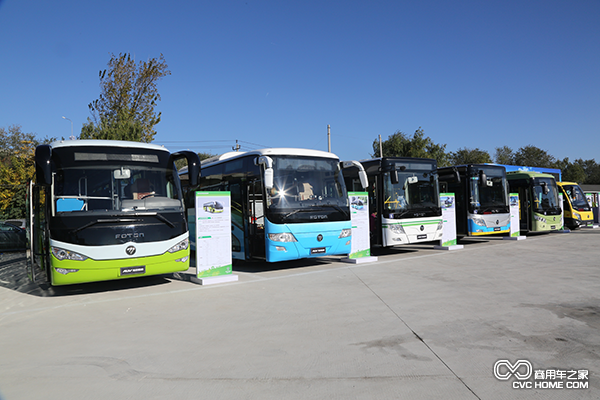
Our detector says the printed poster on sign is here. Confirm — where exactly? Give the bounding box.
[195,192,232,278]
[509,193,520,237]
[348,192,370,259]
[439,193,457,246]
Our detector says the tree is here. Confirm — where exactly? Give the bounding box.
[494,146,514,165]
[372,128,449,166]
[554,158,587,183]
[0,125,48,219]
[82,53,171,142]
[513,145,556,168]
[574,158,600,184]
[448,147,492,165]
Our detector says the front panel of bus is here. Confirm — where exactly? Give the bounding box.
[378,160,443,246]
[529,177,562,231]
[264,155,351,262]
[44,146,189,285]
[465,166,510,236]
[558,182,593,229]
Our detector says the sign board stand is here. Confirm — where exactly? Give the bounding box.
[190,191,238,285]
[342,192,378,264]
[504,193,525,240]
[434,193,463,251]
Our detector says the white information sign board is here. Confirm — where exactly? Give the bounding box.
[434,193,463,250]
[504,193,525,240]
[342,192,377,264]
[193,191,237,284]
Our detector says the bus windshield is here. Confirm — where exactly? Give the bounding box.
[469,168,509,213]
[53,151,182,215]
[532,177,560,213]
[265,155,349,223]
[563,184,590,210]
[382,170,440,215]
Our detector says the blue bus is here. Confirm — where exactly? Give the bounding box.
[181,148,367,262]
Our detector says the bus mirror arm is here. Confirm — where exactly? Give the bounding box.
[342,160,368,189]
[256,156,274,189]
[171,151,201,187]
[35,144,52,185]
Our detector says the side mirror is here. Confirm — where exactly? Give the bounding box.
[170,151,201,187]
[35,144,52,185]
[264,168,274,190]
[478,170,487,186]
[541,182,549,195]
[256,155,274,190]
[358,170,368,189]
[390,170,399,185]
[342,160,368,189]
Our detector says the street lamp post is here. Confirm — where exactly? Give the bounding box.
[62,116,73,139]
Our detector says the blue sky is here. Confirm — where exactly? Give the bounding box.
[1,0,599,163]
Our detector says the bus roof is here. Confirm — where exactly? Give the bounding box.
[48,139,170,152]
[506,170,556,180]
[202,148,340,166]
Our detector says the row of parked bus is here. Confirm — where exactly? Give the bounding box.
[26,139,594,287]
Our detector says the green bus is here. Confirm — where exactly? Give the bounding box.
[506,171,562,233]
[28,140,199,286]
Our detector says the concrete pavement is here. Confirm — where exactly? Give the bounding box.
[1,229,599,399]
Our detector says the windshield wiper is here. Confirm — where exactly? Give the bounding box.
[73,218,142,233]
[283,209,302,219]
[72,212,175,233]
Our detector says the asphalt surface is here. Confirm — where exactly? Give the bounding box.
[1,229,599,399]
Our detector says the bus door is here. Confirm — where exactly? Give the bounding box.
[28,182,50,282]
[247,180,266,259]
[518,186,531,232]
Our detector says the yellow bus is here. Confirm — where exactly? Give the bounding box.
[557,182,593,229]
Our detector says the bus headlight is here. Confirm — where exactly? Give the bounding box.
[575,213,582,221]
[339,229,352,238]
[389,224,405,234]
[52,247,88,261]
[436,221,443,230]
[268,233,297,242]
[472,216,486,226]
[168,238,189,253]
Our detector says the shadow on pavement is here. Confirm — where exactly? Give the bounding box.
[0,251,174,297]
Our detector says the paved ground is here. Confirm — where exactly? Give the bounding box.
[1,229,599,399]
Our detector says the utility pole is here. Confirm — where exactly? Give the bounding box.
[327,125,331,152]
[232,140,241,152]
[379,134,383,158]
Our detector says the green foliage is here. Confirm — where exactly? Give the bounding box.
[198,152,215,161]
[494,146,514,165]
[85,53,171,142]
[372,128,449,167]
[554,158,587,183]
[448,147,492,165]
[0,125,52,219]
[513,145,556,168]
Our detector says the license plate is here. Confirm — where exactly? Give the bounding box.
[417,234,427,240]
[311,247,326,254]
[494,227,501,231]
[121,266,146,276]
[551,225,556,230]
